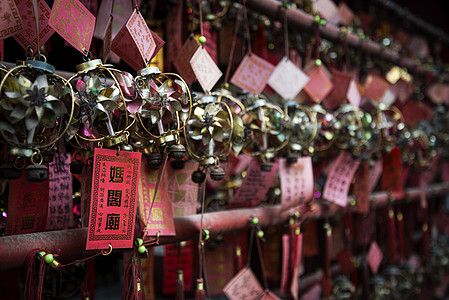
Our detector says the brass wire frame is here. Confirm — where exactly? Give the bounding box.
[0,62,75,153]
[67,65,132,145]
[244,95,289,159]
[332,104,368,150]
[284,103,318,151]
[183,99,234,164]
[135,72,193,142]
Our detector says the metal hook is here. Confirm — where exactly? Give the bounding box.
[101,243,113,256]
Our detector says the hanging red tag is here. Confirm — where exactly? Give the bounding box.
[141,248,155,300]
[139,162,175,236]
[0,0,23,40]
[353,161,370,214]
[336,249,356,273]
[279,157,314,211]
[5,168,49,235]
[290,231,303,300]
[304,66,334,103]
[81,163,93,227]
[381,147,403,195]
[339,3,354,25]
[231,53,275,95]
[168,161,199,217]
[47,153,73,230]
[260,291,282,300]
[303,220,319,257]
[367,241,383,273]
[230,159,278,207]
[222,268,265,300]
[174,37,200,85]
[190,46,223,92]
[162,242,193,294]
[323,152,360,207]
[205,239,235,296]
[369,160,383,191]
[363,74,390,102]
[49,0,95,54]
[111,8,156,71]
[262,228,282,281]
[325,70,352,109]
[401,100,433,128]
[14,0,55,53]
[280,234,290,294]
[86,148,141,250]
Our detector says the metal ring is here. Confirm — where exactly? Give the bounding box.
[30,151,44,165]
[101,243,113,256]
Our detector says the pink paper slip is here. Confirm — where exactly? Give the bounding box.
[167,161,199,217]
[368,241,383,274]
[346,79,361,108]
[14,0,54,53]
[230,159,278,207]
[0,0,23,40]
[174,37,199,85]
[111,8,156,71]
[190,46,222,92]
[279,157,314,211]
[427,82,449,104]
[49,0,95,54]
[222,268,264,300]
[304,66,334,103]
[5,167,49,236]
[139,162,176,236]
[86,148,142,250]
[231,53,275,95]
[47,153,73,230]
[323,152,360,207]
[363,75,390,102]
[267,57,309,100]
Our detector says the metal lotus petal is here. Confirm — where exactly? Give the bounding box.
[149,110,161,124]
[26,127,35,144]
[0,120,15,134]
[86,76,103,93]
[194,106,205,117]
[168,99,182,112]
[40,109,57,128]
[34,75,48,89]
[44,101,67,116]
[202,131,212,145]
[76,79,86,92]
[215,110,229,121]
[205,103,219,116]
[35,105,45,121]
[116,71,137,99]
[212,127,224,142]
[18,75,32,89]
[233,116,244,137]
[25,111,39,130]
[0,98,14,111]
[9,104,27,121]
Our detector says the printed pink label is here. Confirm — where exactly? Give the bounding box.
[49,0,95,53]
[368,241,383,274]
[223,268,264,300]
[139,162,176,236]
[267,57,309,100]
[47,153,73,230]
[304,66,334,103]
[86,148,141,250]
[174,37,199,85]
[111,8,156,71]
[230,159,278,207]
[190,46,223,92]
[231,53,275,95]
[14,0,54,53]
[323,152,360,207]
[279,157,314,211]
[167,161,199,217]
[0,0,23,40]
[5,167,49,235]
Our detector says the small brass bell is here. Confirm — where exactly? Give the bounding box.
[147,152,163,169]
[0,163,22,179]
[192,170,206,183]
[25,164,49,182]
[169,144,186,160]
[209,166,225,181]
[260,162,272,172]
[287,154,298,164]
[70,161,86,174]
[171,159,185,170]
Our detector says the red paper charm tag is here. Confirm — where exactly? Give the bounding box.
[5,168,49,235]
[162,242,193,294]
[230,159,278,207]
[111,8,156,71]
[304,66,334,103]
[174,37,199,85]
[290,232,303,300]
[353,161,370,215]
[0,0,23,40]
[323,152,360,207]
[49,0,95,53]
[139,163,175,236]
[86,148,141,250]
[231,53,275,95]
[190,46,222,92]
[267,57,309,100]
[367,241,383,274]
[260,291,282,300]
[14,0,55,53]
[363,75,390,102]
[325,70,352,109]
[222,268,264,300]
[279,157,314,211]
[205,238,235,296]
[381,147,403,195]
[167,161,199,217]
[47,153,73,230]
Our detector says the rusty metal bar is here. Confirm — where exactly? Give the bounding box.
[0,183,447,272]
[243,0,432,76]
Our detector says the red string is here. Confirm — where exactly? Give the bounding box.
[314,24,321,60]
[254,229,268,291]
